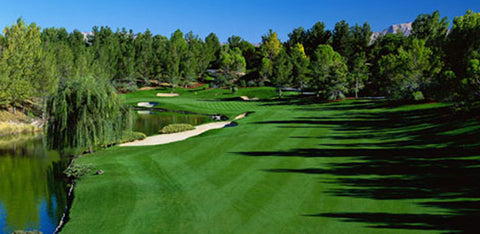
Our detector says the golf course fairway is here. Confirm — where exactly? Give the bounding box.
[61,88,480,233]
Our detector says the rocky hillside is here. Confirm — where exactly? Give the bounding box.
[371,22,412,41]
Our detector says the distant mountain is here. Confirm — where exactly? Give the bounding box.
[81,32,94,41]
[371,22,412,41]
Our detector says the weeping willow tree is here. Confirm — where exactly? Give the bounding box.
[46,76,131,152]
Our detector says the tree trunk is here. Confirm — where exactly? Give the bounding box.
[355,77,359,99]
[89,145,94,154]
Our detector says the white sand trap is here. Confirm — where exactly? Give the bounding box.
[120,113,247,147]
[137,102,158,107]
[240,96,259,101]
[156,93,179,97]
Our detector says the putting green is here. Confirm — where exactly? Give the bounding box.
[62,88,480,233]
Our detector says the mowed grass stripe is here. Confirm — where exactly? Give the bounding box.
[63,89,480,234]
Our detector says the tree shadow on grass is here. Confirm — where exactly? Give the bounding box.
[305,210,479,233]
[235,101,480,233]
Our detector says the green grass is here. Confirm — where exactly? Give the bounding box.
[122,86,278,118]
[62,90,480,233]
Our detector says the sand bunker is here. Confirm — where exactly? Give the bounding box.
[120,113,247,146]
[137,102,158,108]
[240,96,259,101]
[156,93,179,97]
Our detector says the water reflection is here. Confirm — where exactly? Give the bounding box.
[0,133,68,234]
[133,110,209,136]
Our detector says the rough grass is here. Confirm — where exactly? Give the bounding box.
[0,110,40,136]
[0,121,38,136]
[62,90,480,234]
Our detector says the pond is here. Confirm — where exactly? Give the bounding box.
[0,110,211,233]
[0,133,69,234]
[133,110,210,136]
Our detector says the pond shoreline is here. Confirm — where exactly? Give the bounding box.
[54,157,76,234]
[121,112,249,146]
[52,109,238,231]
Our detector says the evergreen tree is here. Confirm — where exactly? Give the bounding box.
[445,10,480,101]
[289,43,310,90]
[259,30,282,83]
[165,29,188,92]
[332,20,352,58]
[271,48,293,98]
[350,52,369,98]
[0,18,43,113]
[218,46,246,87]
[310,45,349,100]
[116,28,136,88]
[378,39,433,100]
[205,33,221,69]
[287,27,307,48]
[134,29,155,79]
[304,22,332,56]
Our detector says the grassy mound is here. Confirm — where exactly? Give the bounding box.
[159,123,194,134]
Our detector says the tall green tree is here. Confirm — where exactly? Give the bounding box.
[412,10,449,48]
[310,45,349,100]
[228,35,258,69]
[0,18,43,113]
[47,76,130,152]
[304,22,332,56]
[350,22,372,56]
[183,31,205,87]
[287,27,307,48]
[289,43,310,89]
[165,29,188,92]
[369,32,408,95]
[218,46,246,87]
[350,52,369,98]
[204,33,221,69]
[446,10,480,101]
[332,20,352,58]
[271,48,293,98]
[116,28,136,87]
[134,29,155,79]
[379,39,433,100]
[89,26,120,80]
[152,34,168,79]
[259,30,282,82]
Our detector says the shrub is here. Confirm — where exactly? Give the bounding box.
[247,80,256,87]
[240,79,247,87]
[64,164,95,178]
[116,131,147,144]
[159,123,194,134]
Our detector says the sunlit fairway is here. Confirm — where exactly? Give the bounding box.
[62,87,480,233]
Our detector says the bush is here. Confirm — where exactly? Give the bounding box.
[240,79,246,87]
[64,164,95,178]
[247,80,256,87]
[412,91,425,101]
[116,131,147,144]
[258,81,265,87]
[159,123,194,134]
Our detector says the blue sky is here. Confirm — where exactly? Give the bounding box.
[0,0,479,43]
